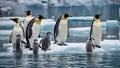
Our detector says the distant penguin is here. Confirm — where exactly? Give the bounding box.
[54,13,71,46]
[10,18,24,52]
[15,34,23,54]
[26,15,45,50]
[23,10,32,37]
[33,39,40,54]
[91,14,103,48]
[39,32,52,51]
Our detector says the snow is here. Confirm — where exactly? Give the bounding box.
[106,20,120,24]
[3,39,120,55]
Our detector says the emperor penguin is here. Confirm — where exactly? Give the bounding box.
[26,15,45,50]
[91,14,103,48]
[33,39,40,54]
[23,10,32,38]
[39,32,52,51]
[54,13,71,46]
[10,18,24,52]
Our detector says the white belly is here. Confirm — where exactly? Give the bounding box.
[23,17,32,36]
[56,20,68,43]
[92,22,102,45]
[29,23,40,48]
[12,26,24,45]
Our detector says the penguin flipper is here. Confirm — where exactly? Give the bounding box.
[25,17,36,48]
[102,31,104,41]
[9,31,13,43]
[26,17,36,39]
[53,16,61,43]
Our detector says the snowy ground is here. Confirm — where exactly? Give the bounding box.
[3,39,120,55]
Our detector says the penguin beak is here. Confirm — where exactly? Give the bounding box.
[47,32,52,35]
[10,18,19,23]
[42,16,46,19]
[68,15,72,17]
[9,18,13,21]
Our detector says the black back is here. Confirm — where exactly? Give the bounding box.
[26,17,36,47]
[89,19,95,40]
[53,16,62,43]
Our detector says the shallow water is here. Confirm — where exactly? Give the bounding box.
[0,42,120,68]
[0,52,119,68]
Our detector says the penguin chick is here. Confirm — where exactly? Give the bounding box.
[33,39,40,54]
[39,32,52,52]
[15,34,23,54]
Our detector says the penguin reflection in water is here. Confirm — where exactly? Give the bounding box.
[26,15,46,50]
[54,13,71,46]
[39,32,52,51]
[91,14,103,48]
[9,18,24,52]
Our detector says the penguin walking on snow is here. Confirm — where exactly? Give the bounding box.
[54,13,71,46]
[23,10,32,38]
[26,15,45,50]
[91,14,103,48]
[39,32,52,51]
[9,18,24,52]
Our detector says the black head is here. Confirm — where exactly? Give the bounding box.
[36,15,46,20]
[63,13,72,18]
[94,14,103,19]
[10,18,19,23]
[47,32,52,35]
[34,39,38,42]
[25,10,31,16]
[16,34,21,38]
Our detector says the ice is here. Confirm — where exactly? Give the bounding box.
[69,27,90,36]
[106,20,119,37]
[3,39,120,55]
[0,30,12,36]
[68,17,93,20]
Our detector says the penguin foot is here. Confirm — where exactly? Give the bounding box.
[29,48,33,50]
[25,46,29,48]
[58,43,63,46]
[13,51,15,52]
[63,43,68,46]
[53,41,56,44]
[95,45,101,48]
